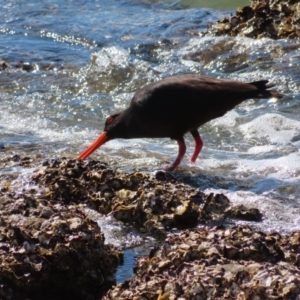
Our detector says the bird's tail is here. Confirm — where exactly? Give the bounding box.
[250,80,282,99]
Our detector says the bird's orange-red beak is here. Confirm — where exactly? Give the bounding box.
[77,131,108,160]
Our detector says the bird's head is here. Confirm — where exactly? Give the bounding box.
[77,112,124,160]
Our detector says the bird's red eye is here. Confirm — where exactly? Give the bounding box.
[106,116,114,124]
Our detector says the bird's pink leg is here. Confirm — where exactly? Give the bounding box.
[164,137,186,171]
[190,130,203,163]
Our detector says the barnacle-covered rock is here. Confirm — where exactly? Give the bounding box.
[0,157,125,299]
[0,157,270,299]
[104,226,300,300]
[30,158,261,235]
[204,0,300,39]
[225,204,262,221]
[0,204,123,300]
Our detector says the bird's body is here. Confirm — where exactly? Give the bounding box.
[77,74,282,171]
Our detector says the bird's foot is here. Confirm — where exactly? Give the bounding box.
[163,161,187,171]
[163,163,176,172]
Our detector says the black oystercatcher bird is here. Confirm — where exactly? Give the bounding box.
[77,74,281,171]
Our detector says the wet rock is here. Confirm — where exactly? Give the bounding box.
[103,226,300,300]
[0,157,268,299]
[225,204,263,221]
[204,0,300,39]
[14,61,36,72]
[0,60,9,71]
[0,204,123,299]
[30,158,261,235]
[0,201,123,299]
[0,154,35,170]
[0,158,124,300]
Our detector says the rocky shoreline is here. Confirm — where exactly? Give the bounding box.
[204,0,300,39]
[1,0,299,299]
[0,156,299,299]
[105,226,300,299]
[0,157,123,300]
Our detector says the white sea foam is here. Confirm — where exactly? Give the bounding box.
[239,113,300,144]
